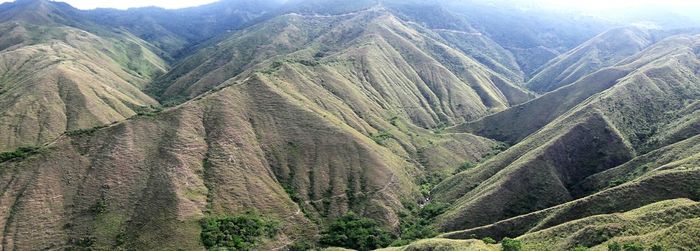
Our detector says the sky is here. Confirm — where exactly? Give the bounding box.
[0,0,220,9]
[0,0,699,10]
[534,0,700,10]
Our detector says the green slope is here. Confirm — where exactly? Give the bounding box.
[1,1,699,250]
[0,7,518,250]
[432,33,700,234]
[0,1,168,152]
[439,134,700,241]
[453,30,700,145]
[149,7,533,125]
[527,26,659,93]
[404,199,700,251]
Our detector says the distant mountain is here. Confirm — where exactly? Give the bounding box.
[526,26,680,93]
[0,0,81,25]
[84,0,285,58]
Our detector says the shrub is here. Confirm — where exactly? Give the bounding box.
[482,237,497,244]
[419,172,449,197]
[623,243,645,251]
[419,202,449,219]
[571,246,589,251]
[200,212,279,251]
[651,244,664,251]
[69,236,96,248]
[289,239,316,251]
[455,161,476,174]
[389,116,399,126]
[133,105,163,117]
[391,201,448,246]
[608,178,627,188]
[89,199,107,215]
[432,122,449,134]
[608,242,622,251]
[0,146,40,162]
[282,184,301,203]
[501,238,522,251]
[370,131,393,145]
[320,212,392,251]
[66,125,107,136]
[393,217,434,245]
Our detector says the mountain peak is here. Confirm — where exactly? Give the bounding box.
[0,0,79,25]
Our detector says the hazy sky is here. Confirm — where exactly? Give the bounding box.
[536,0,700,10]
[1,0,219,9]
[1,0,699,10]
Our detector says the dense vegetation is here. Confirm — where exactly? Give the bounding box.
[320,212,393,250]
[391,201,450,246]
[200,212,279,251]
[0,147,40,162]
[501,238,523,251]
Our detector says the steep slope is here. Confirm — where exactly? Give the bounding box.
[440,134,700,242]
[517,199,700,250]
[453,29,700,145]
[0,81,412,250]
[0,1,168,152]
[415,199,700,250]
[0,0,82,25]
[2,1,699,250]
[432,33,700,233]
[0,8,513,250]
[385,2,525,84]
[150,7,533,126]
[527,26,659,93]
[442,0,611,76]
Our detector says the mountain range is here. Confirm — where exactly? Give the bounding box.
[0,0,699,250]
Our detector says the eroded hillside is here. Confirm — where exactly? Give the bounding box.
[0,0,168,152]
[0,0,699,250]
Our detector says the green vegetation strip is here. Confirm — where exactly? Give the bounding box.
[0,146,40,162]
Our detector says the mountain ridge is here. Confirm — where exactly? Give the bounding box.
[0,0,699,250]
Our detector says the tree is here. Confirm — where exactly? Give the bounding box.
[501,238,522,251]
[482,237,497,244]
[608,242,622,251]
[289,239,316,251]
[320,212,393,251]
[200,212,279,251]
[623,243,645,251]
[651,244,664,251]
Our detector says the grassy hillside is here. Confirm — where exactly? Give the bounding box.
[1,1,700,250]
[379,238,498,251]
[0,7,519,251]
[453,30,700,145]
[527,26,659,93]
[442,0,611,76]
[0,1,168,152]
[518,198,700,250]
[149,7,533,126]
[432,33,700,235]
[439,134,700,240]
[403,199,700,251]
